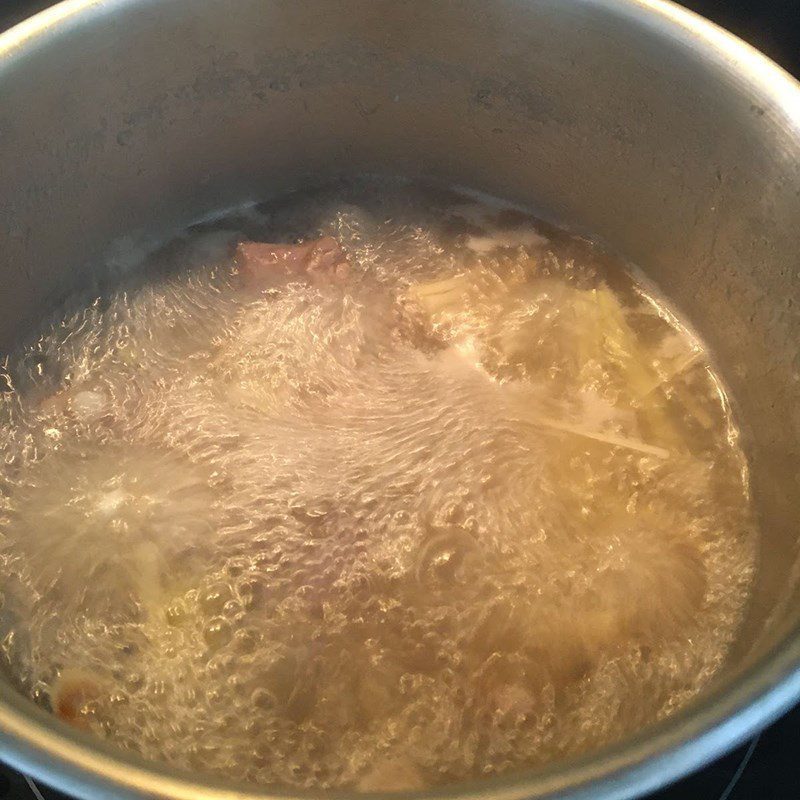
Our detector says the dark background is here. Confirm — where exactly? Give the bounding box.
[0,1,799,799]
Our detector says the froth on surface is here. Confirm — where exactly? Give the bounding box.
[0,180,756,791]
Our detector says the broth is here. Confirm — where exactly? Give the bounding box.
[0,181,756,791]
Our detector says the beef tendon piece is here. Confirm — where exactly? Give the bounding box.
[235,237,350,289]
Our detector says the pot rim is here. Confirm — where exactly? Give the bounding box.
[1,1,800,799]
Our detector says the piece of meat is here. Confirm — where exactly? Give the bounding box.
[51,668,104,731]
[235,237,350,290]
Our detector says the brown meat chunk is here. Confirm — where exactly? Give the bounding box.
[235,237,350,289]
[51,668,104,730]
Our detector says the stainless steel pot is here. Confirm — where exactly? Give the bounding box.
[1,1,800,798]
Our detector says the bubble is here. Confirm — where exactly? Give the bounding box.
[251,687,277,710]
[204,619,232,650]
[165,603,187,627]
[200,585,232,614]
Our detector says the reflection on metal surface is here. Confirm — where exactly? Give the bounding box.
[629,0,800,127]
[0,0,100,57]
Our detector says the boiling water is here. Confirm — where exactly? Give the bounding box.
[0,181,756,791]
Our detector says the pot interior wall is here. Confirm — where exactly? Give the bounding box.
[1,0,800,695]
